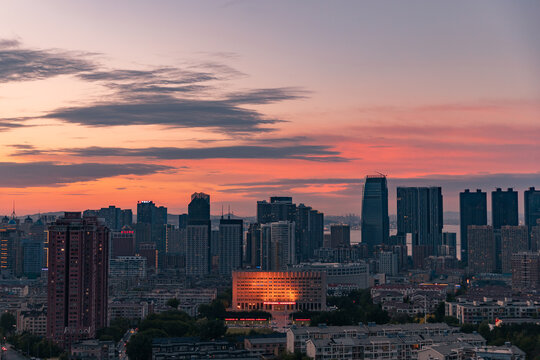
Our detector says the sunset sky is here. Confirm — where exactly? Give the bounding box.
[0,0,539,216]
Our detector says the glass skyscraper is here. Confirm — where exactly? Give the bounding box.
[361,175,389,252]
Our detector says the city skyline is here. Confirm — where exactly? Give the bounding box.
[0,1,539,215]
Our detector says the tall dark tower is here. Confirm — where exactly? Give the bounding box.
[397,186,443,256]
[361,175,389,253]
[188,192,210,222]
[460,189,487,264]
[135,201,167,254]
[47,212,109,348]
[186,192,211,276]
[525,187,540,234]
[492,188,518,229]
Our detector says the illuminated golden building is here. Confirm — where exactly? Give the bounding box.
[232,270,326,312]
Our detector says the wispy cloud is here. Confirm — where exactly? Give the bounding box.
[9,144,348,162]
[0,39,306,134]
[0,38,96,82]
[0,161,174,187]
[39,99,282,133]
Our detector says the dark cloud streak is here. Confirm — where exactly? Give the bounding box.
[10,144,348,162]
[0,162,174,188]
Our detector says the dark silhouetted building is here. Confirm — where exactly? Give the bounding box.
[135,201,167,256]
[245,223,261,268]
[460,189,487,264]
[218,217,243,276]
[492,188,518,229]
[330,224,350,248]
[295,204,324,261]
[525,187,540,243]
[501,226,528,274]
[188,193,210,221]
[257,197,296,224]
[186,222,210,276]
[532,219,540,252]
[186,193,211,276]
[178,214,188,229]
[138,242,157,272]
[361,175,389,253]
[21,239,43,277]
[83,206,132,231]
[47,212,109,347]
[397,187,443,258]
[111,228,135,257]
[468,225,495,274]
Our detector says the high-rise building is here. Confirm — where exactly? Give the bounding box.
[309,209,324,252]
[83,206,132,231]
[186,192,211,276]
[397,187,443,257]
[47,212,109,347]
[270,221,296,271]
[501,226,529,274]
[260,224,272,270]
[512,251,540,292]
[330,224,350,248]
[460,189,487,264]
[295,204,324,261]
[257,197,296,224]
[0,225,22,276]
[188,193,210,221]
[467,225,496,274]
[178,214,188,229]
[165,224,184,254]
[361,175,389,252]
[218,217,243,276]
[185,222,210,276]
[111,228,135,257]
[531,219,540,252]
[136,201,167,225]
[245,223,261,268]
[21,239,43,277]
[135,201,167,255]
[138,242,158,272]
[492,188,518,229]
[525,187,540,241]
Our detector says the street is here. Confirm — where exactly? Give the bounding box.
[1,345,28,360]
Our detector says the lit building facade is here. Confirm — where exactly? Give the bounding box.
[232,270,327,312]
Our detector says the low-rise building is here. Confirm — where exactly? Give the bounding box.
[244,335,287,357]
[287,323,460,354]
[152,337,259,360]
[70,339,116,360]
[108,300,150,322]
[445,298,540,324]
[16,309,47,336]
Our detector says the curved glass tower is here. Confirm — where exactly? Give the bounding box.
[361,175,389,253]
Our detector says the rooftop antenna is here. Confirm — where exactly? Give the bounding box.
[228,205,231,219]
[11,200,16,219]
[221,204,224,219]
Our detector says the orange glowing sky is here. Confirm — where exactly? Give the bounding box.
[0,1,539,216]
